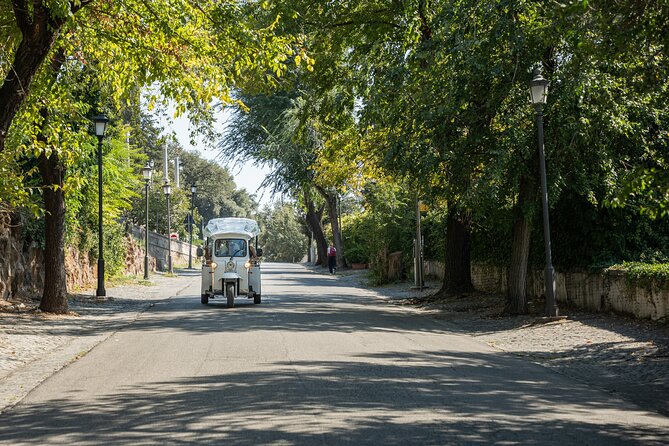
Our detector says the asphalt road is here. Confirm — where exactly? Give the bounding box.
[1,263,668,445]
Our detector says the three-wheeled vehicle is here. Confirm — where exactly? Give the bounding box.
[198,218,263,308]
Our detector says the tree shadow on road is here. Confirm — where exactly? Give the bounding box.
[0,349,666,445]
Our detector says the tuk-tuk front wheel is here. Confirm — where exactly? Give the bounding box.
[253,294,261,304]
[201,294,209,305]
[226,283,235,308]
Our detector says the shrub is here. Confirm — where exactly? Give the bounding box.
[342,182,414,284]
[607,262,669,287]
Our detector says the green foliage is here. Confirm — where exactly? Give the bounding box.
[257,202,307,262]
[17,210,45,250]
[63,123,143,263]
[608,262,669,288]
[133,175,201,241]
[341,181,414,284]
[291,0,669,283]
[549,193,669,270]
[222,91,320,196]
[608,166,669,220]
[470,207,515,266]
[125,114,257,240]
[341,214,367,264]
[0,150,38,215]
[213,0,669,290]
[421,210,447,263]
[3,0,667,294]
[67,0,301,118]
[101,222,128,277]
[470,190,669,270]
[1,0,296,293]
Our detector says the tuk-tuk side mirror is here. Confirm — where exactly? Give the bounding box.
[256,248,263,257]
[196,247,204,257]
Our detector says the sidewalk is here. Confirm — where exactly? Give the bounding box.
[344,271,669,417]
[0,270,200,413]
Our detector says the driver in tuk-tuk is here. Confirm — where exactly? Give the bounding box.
[215,240,246,257]
[229,240,243,256]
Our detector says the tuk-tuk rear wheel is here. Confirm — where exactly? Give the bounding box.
[226,283,235,308]
[253,294,261,304]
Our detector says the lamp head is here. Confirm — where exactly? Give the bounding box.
[142,164,153,181]
[191,183,197,194]
[529,68,549,106]
[93,114,109,137]
[162,182,172,196]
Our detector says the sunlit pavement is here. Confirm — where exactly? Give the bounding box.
[0,263,667,445]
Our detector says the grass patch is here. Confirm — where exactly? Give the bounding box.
[106,275,156,287]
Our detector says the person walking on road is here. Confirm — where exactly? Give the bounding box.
[327,243,337,275]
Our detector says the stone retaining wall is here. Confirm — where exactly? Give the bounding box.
[424,260,669,321]
[64,246,95,291]
[65,235,149,290]
[0,214,43,300]
[0,216,191,301]
[128,224,198,271]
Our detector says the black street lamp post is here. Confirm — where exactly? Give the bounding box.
[93,114,109,298]
[163,182,173,274]
[529,67,558,317]
[188,183,197,269]
[142,164,153,279]
[414,197,424,291]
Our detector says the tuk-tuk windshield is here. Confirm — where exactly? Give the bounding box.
[214,239,247,258]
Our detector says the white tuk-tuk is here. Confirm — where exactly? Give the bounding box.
[198,218,263,308]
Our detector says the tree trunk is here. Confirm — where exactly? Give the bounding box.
[506,172,537,314]
[304,190,327,266]
[506,145,541,314]
[506,217,531,314]
[440,206,473,294]
[307,231,313,263]
[316,186,346,269]
[35,52,68,313]
[37,150,68,313]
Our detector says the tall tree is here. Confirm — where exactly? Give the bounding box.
[258,202,308,262]
[0,0,92,152]
[1,0,297,312]
[303,188,327,265]
[219,91,335,266]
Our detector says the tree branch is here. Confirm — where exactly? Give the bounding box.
[70,0,95,14]
[302,19,401,30]
[12,0,29,32]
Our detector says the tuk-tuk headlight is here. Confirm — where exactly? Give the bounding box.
[225,261,236,272]
[244,261,251,269]
[210,262,217,270]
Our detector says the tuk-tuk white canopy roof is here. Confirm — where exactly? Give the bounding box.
[204,218,260,239]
